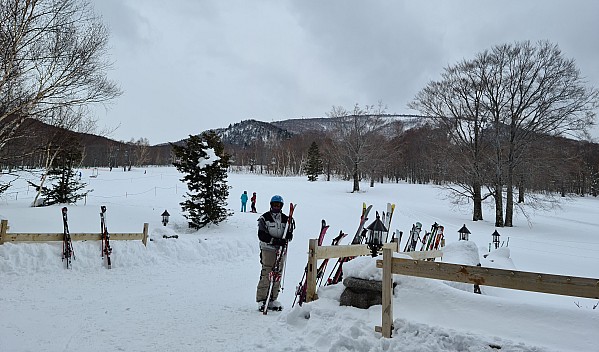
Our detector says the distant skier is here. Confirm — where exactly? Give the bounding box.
[256,195,294,311]
[240,190,248,212]
[250,192,257,213]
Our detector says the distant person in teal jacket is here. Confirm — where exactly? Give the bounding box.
[241,191,248,212]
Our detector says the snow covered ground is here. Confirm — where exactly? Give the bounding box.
[1,166,598,352]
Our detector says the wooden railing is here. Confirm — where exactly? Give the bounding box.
[0,219,149,246]
[375,247,599,338]
[304,238,442,304]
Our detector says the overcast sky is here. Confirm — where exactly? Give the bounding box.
[91,0,599,145]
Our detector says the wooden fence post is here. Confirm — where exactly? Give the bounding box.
[381,247,393,337]
[0,219,8,245]
[142,223,149,247]
[306,238,318,302]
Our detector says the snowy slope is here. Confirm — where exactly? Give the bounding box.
[0,167,598,351]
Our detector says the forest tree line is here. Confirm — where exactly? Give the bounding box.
[0,2,597,227]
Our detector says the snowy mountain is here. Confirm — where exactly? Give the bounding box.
[213,119,294,147]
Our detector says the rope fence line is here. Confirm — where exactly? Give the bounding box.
[1,185,183,205]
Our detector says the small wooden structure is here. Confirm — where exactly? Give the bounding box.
[375,247,599,338]
[0,219,149,246]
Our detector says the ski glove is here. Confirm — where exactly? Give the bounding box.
[270,237,287,246]
[286,232,293,242]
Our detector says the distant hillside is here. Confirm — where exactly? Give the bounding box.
[1,114,422,168]
[213,119,294,147]
[271,117,334,135]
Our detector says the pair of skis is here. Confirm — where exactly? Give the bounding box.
[381,203,396,243]
[60,206,112,269]
[292,219,329,308]
[326,203,373,286]
[262,203,296,315]
[61,207,75,269]
[100,206,112,269]
[403,222,423,252]
[292,221,348,307]
[420,222,445,251]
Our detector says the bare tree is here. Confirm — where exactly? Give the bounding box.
[485,41,599,226]
[409,56,494,221]
[0,0,121,152]
[327,102,388,192]
[133,137,151,167]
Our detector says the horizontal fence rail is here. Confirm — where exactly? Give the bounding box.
[0,220,149,246]
[375,248,599,338]
[376,257,599,299]
[305,239,443,304]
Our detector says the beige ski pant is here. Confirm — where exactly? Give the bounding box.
[256,248,283,302]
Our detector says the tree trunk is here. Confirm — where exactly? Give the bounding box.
[352,162,360,192]
[353,172,360,192]
[504,153,514,227]
[494,182,504,227]
[472,182,483,221]
[504,184,513,227]
[518,175,525,203]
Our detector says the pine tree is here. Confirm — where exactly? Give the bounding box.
[306,141,323,182]
[42,142,90,205]
[172,131,232,229]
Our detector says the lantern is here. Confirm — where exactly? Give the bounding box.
[458,224,470,241]
[492,229,501,249]
[161,210,170,226]
[365,211,388,257]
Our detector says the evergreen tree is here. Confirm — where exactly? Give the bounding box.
[172,131,232,229]
[306,141,323,182]
[41,142,90,205]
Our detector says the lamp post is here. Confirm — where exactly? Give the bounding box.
[365,211,387,257]
[492,230,501,249]
[161,210,170,226]
[458,224,470,241]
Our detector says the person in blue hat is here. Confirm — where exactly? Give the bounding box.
[255,194,294,311]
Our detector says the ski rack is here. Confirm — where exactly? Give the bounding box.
[304,239,443,305]
[0,220,149,246]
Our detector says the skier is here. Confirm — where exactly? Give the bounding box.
[250,192,257,213]
[240,190,248,212]
[256,195,294,311]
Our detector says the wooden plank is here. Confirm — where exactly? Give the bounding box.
[376,257,599,299]
[381,248,393,338]
[315,242,398,260]
[306,239,318,303]
[0,232,145,243]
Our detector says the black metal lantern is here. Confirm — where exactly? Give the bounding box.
[492,229,501,249]
[365,211,388,257]
[458,224,470,241]
[161,210,170,226]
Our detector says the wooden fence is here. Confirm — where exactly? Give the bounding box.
[304,238,442,304]
[0,219,149,246]
[375,247,599,338]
